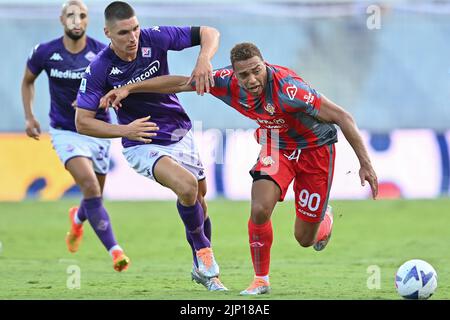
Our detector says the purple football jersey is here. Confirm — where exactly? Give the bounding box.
[77,26,194,148]
[27,36,109,131]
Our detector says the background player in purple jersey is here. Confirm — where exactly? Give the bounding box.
[75,1,227,291]
[99,42,379,295]
[21,0,130,272]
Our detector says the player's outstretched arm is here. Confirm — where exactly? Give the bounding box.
[100,75,193,109]
[21,67,41,140]
[75,107,159,143]
[189,26,220,96]
[317,95,378,199]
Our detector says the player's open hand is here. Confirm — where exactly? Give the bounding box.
[25,117,41,140]
[100,88,130,110]
[123,115,159,143]
[188,56,214,96]
[359,164,378,199]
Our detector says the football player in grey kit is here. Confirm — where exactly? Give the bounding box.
[21,0,130,272]
[76,1,226,291]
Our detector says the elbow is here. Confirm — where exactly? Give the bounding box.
[75,115,89,135]
[212,27,220,40]
[75,120,87,135]
[202,26,220,40]
[335,110,355,128]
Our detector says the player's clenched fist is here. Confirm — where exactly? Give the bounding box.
[25,117,41,140]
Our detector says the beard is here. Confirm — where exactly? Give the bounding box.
[65,29,85,41]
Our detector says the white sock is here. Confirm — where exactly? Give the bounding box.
[74,210,83,225]
[255,275,270,283]
[108,245,123,256]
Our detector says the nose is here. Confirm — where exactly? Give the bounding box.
[247,74,258,85]
[74,14,81,26]
[129,31,138,44]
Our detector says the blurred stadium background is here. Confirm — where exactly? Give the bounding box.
[0,0,449,300]
[0,0,449,201]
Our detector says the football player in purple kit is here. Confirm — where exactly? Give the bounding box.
[21,0,130,272]
[75,1,227,291]
[99,42,379,295]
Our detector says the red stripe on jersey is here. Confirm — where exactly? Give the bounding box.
[210,85,228,97]
[247,90,258,109]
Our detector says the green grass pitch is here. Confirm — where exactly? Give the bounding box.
[0,199,449,299]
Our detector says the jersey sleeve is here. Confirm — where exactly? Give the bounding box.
[189,67,233,98]
[208,67,233,98]
[26,43,46,75]
[143,26,193,51]
[280,76,322,117]
[76,60,107,112]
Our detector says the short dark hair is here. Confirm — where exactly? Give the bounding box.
[104,1,135,23]
[230,42,264,66]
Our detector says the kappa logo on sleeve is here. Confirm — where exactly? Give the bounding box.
[303,91,315,105]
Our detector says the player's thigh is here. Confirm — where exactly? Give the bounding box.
[153,156,198,197]
[293,144,335,241]
[250,179,280,224]
[294,144,335,223]
[66,156,101,195]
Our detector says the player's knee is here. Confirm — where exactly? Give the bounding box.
[177,177,198,205]
[294,233,315,248]
[251,202,272,224]
[79,178,101,197]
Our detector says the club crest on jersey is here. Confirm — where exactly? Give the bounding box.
[264,103,275,115]
[286,84,298,100]
[261,156,275,167]
[142,47,152,58]
[84,51,96,62]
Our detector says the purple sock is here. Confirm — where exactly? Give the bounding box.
[204,216,212,241]
[82,197,118,251]
[177,201,210,252]
[187,216,212,267]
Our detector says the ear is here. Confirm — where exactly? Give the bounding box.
[104,26,110,39]
[60,15,64,26]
